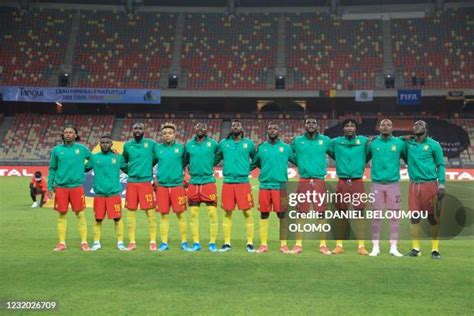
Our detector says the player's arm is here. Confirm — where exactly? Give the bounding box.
[365,140,372,163]
[122,143,129,163]
[47,149,58,198]
[182,145,190,168]
[289,138,298,166]
[400,140,408,164]
[249,141,256,160]
[213,143,223,166]
[399,134,415,141]
[249,145,261,170]
[433,143,446,200]
[84,146,92,163]
[288,143,297,166]
[151,141,158,167]
[84,156,94,173]
[119,154,128,174]
[326,138,335,160]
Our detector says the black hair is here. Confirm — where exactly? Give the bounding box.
[342,119,358,129]
[34,171,42,178]
[100,135,112,139]
[414,120,429,133]
[266,122,279,129]
[161,123,176,131]
[61,125,80,142]
[304,117,319,124]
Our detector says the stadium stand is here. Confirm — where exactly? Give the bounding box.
[0,7,73,86]
[180,13,278,90]
[0,114,114,160]
[286,13,383,90]
[0,113,472,165]
[1,6,473,90]
[450,119,474,163]
[75,11,176,88]
[392,8,474,89]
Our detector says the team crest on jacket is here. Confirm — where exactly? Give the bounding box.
[243,143,248,149]
[391,145,397,151]
[279,146,284,152]
[207,142,211,147]
[355,139,360,145]
[75,149,80,155]
[423,145,429,150]
[318,140,323,145]
[112,158,116,164]
[144,142,148,148]
[175,148,179,153]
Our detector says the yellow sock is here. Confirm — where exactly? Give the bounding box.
[243,210,254,245]
[115,219,124,242]
[57,213,67,243]
[223,211,232,245]
[93,221,102,242]
[260,218,269,246]
[296,240,303,247]
[160,214,169,244]
[336,240,344,247]
[208,206,218,244]
[146,209,157,243]
[190,206,200,243]
[358,240,365,248]
[76,211,88,243]
[411,223,421,250]
[432,239,439,252]
[127,211,136,243]
[431,224,440,252]
[177,212,188,243]
[320,240,327,247]
[280,240,287,247]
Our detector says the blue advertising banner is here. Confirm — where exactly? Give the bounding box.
[2,86,161,104]
[397,89,421,105]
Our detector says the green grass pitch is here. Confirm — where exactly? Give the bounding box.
[0,177,473,315]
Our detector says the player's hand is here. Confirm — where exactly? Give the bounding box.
[48,190,54,200]
[183,180,189,189]
[437,187,445,200]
